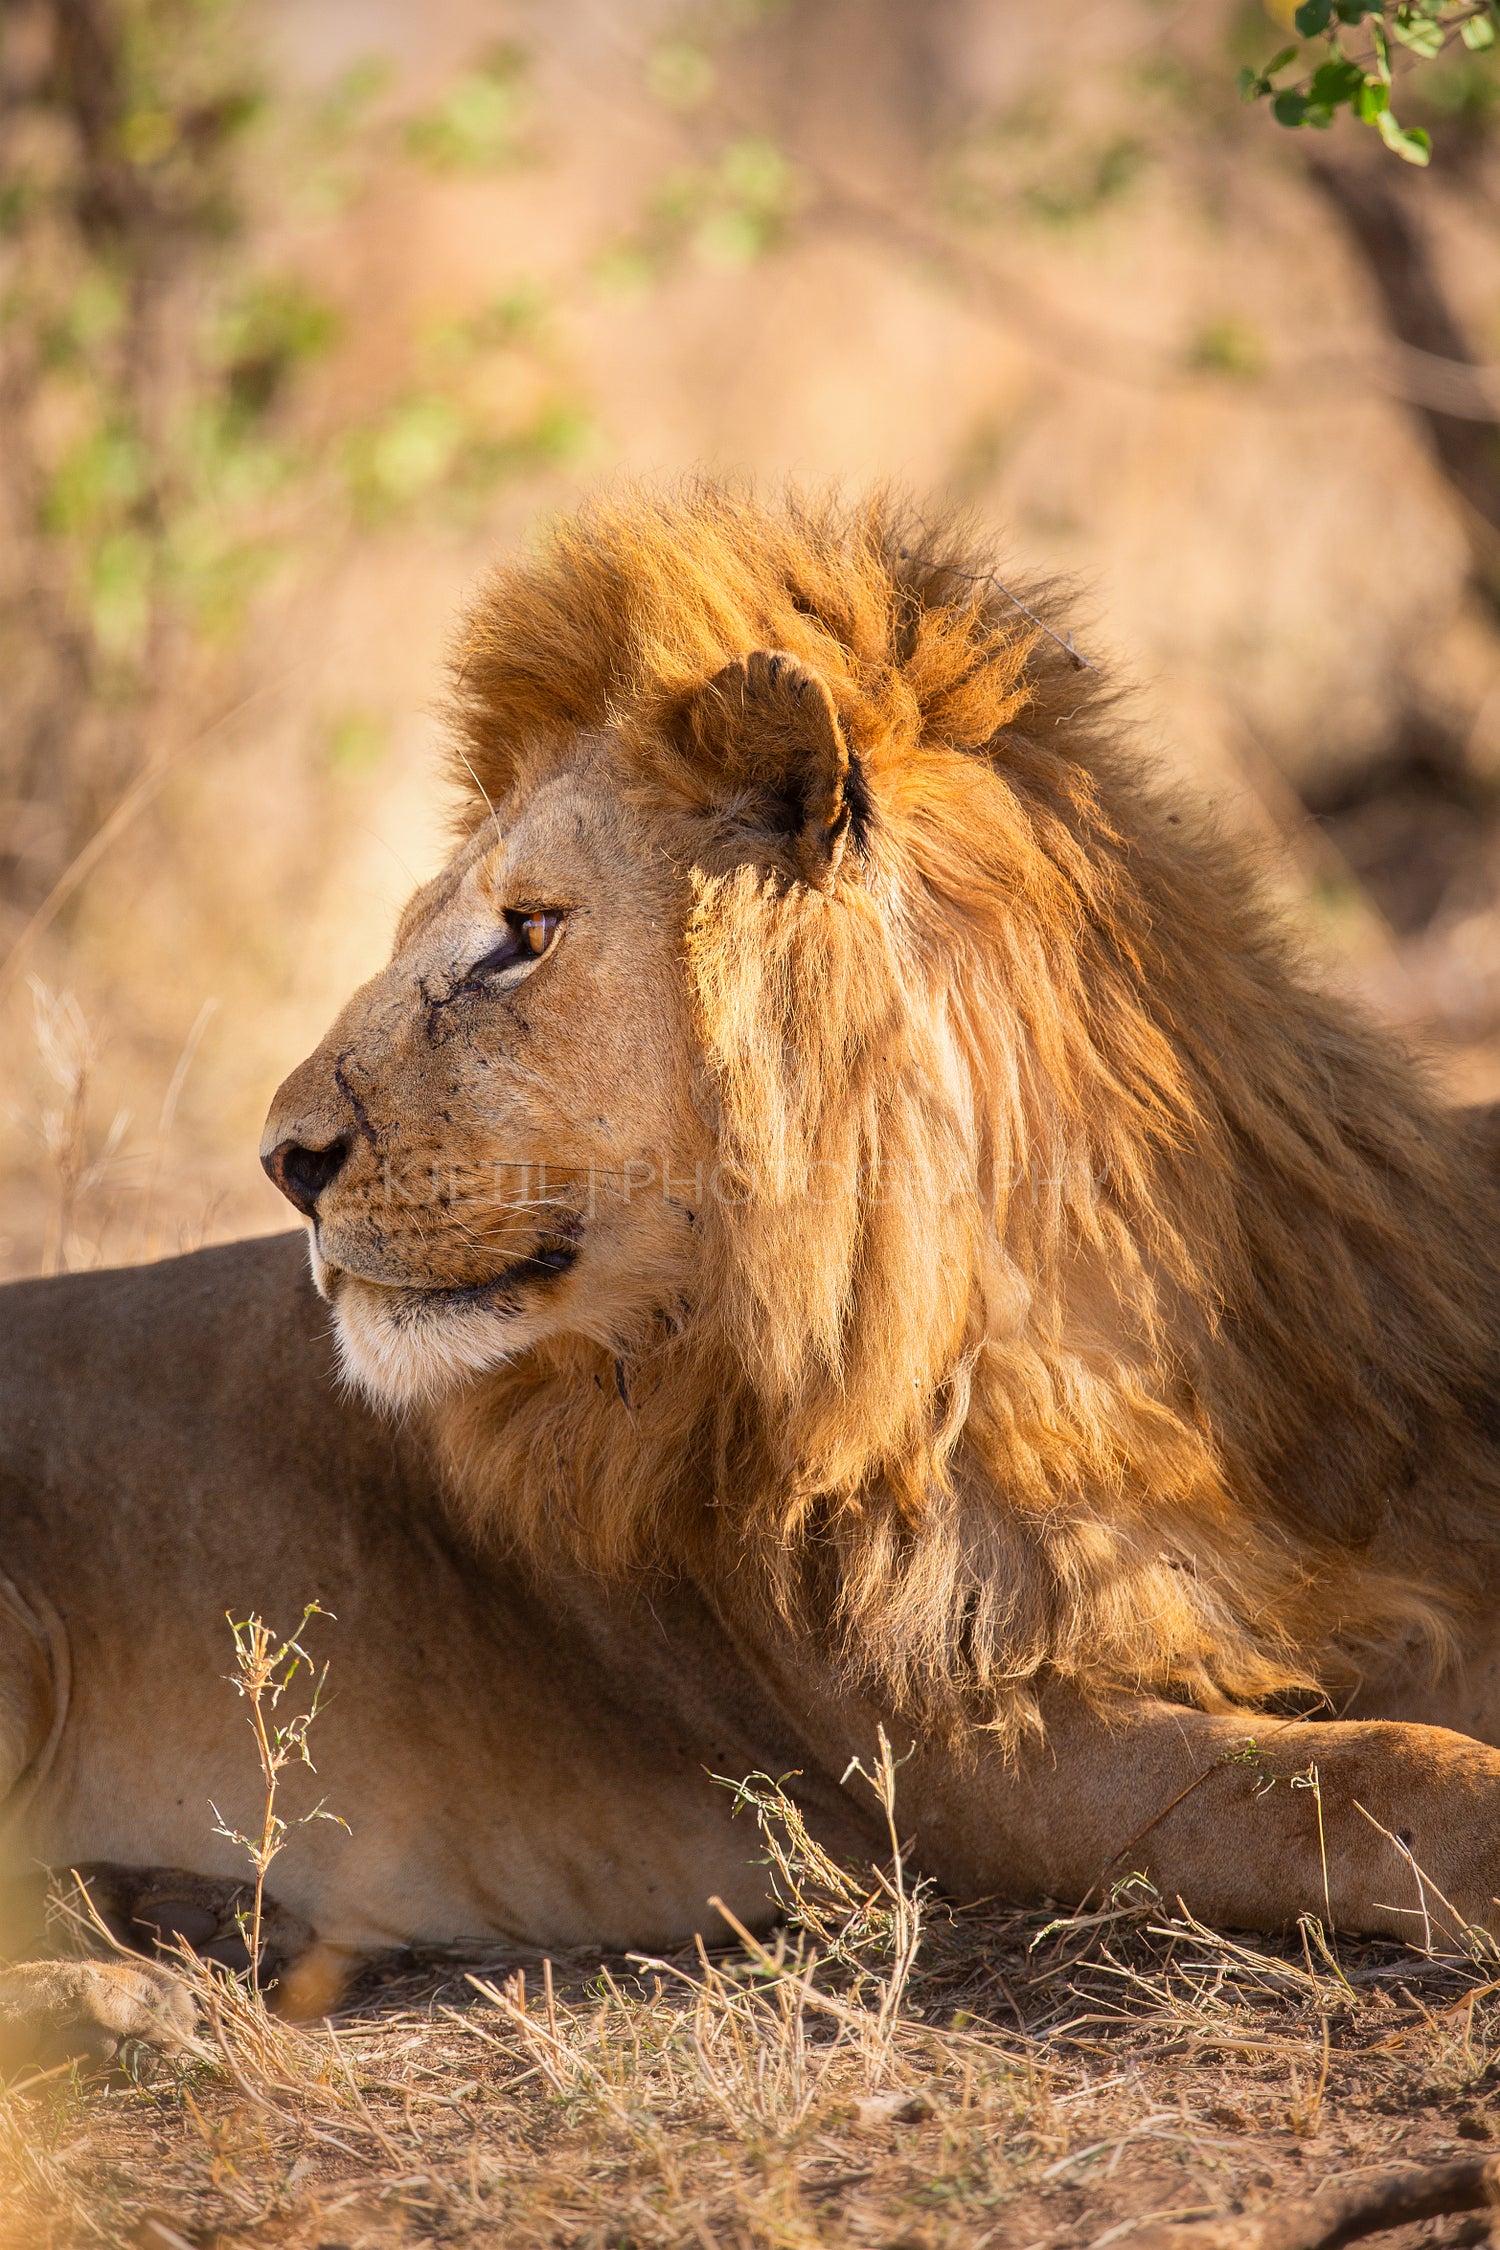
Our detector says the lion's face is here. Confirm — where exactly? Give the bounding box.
[261,754,703,1404]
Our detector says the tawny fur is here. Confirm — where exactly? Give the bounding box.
[428,483,1500,1740]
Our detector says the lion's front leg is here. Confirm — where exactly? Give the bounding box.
[903,1696,1500,1943]
[0,1959,197,2074]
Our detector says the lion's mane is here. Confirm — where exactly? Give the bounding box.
[436,482,1500,1739]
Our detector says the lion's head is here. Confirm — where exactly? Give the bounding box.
[263,483,1500,1735]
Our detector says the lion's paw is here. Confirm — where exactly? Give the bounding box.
[67,1861,313,1982]
[0,1958,197,2075]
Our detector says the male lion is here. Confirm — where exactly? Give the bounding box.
[6,484,1500,2060]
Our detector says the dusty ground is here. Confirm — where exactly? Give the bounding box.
[9,1812,1500,2250]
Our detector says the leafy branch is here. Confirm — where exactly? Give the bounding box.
[1241,1,1497,165]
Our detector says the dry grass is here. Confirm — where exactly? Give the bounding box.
[9,978,227,1281]
[6,1761,1500,2249]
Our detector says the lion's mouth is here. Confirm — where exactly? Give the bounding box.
[388,1236,581,1326]
[318,1225,582,1322]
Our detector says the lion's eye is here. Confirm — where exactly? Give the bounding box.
[521,909,560,956]
[465,908,566,988]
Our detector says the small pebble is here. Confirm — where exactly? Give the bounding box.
[854,2088,935,2128]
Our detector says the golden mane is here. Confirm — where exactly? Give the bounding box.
[438,482,1500,1739]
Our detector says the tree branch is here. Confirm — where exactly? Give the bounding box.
[1127,2151,1500,2250]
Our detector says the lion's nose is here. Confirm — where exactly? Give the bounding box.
[262,1136,352,1219]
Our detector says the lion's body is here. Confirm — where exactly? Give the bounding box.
[10,485,1500,2044]
[0,1233,872,1956]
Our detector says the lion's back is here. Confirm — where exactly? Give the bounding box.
[0,1233,327,1468]
[0,1234,411,1599]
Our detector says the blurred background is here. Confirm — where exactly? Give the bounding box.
[3,0,1500,1279]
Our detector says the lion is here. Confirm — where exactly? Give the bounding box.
[7,481,1500,2062]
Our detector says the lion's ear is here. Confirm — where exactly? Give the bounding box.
[682,649,868,888]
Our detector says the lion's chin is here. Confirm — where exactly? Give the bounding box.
[315,1254,549,1411]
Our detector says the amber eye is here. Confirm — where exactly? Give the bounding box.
[521,909,561,956]
[464,908,566,989]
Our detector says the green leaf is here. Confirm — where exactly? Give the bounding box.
[1370,20,1392,80]
[1308,57,1366,104]
[347,395,465,508]
[1272,89,1311,125]
[1355,75,1390,119]
[1376,108,1433,161]
[1334,1,1377,20]
[1187,317,1266,379]
[1391,8,1446,55]
[90,529,154,660]
[404,43,528,171]
[1462,11,1497,50]
[720,135,794,209]
[646,38,716,108]
[1294,0,1332,31]
[1237,64,1264,99]
[1265,45,1302,75]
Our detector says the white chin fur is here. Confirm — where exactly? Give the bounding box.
[327,1274,545,1410]
[307,1235,337,1303]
